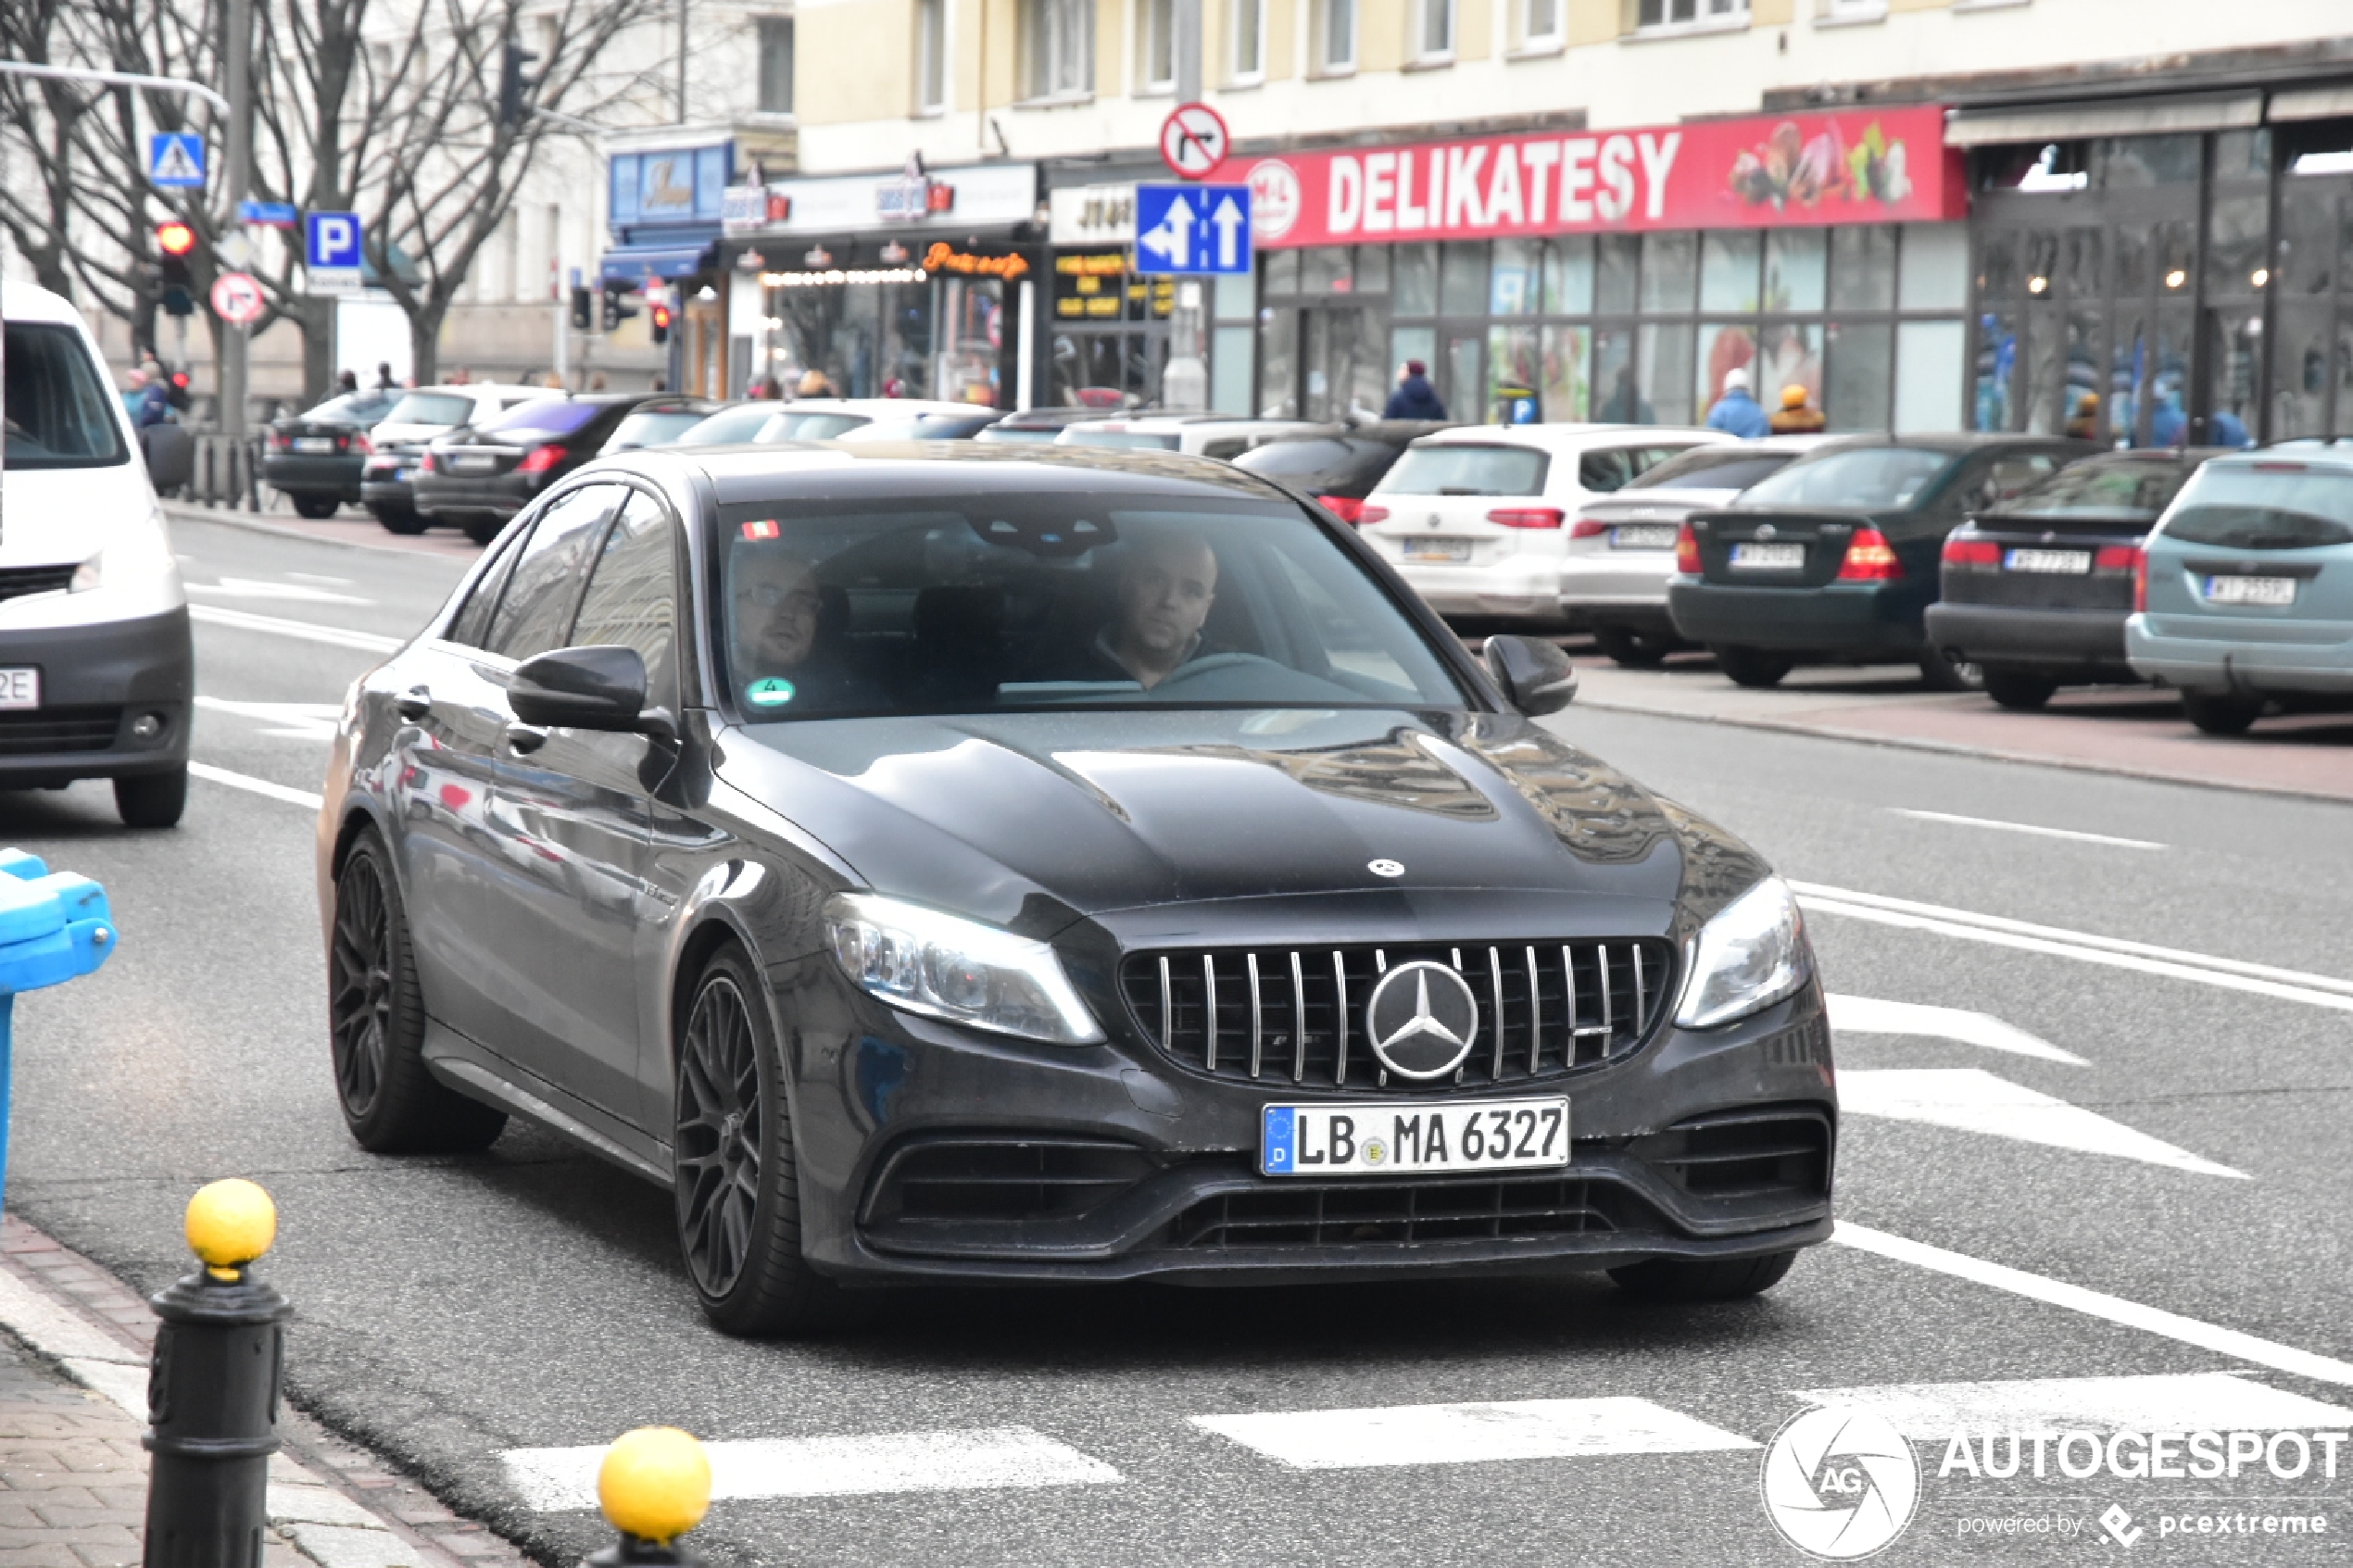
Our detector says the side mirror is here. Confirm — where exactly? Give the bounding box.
[1483,634,1579,717]
[508,646,649,732]
[140,425,195,493]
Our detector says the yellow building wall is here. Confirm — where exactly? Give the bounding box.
[798,0,916,124]
[1889,0,1954,11]
[1752,0,1794,24]
[1457,0,1491,60]
[1097,0,1126,93]
[1359,0,1406,69]
[1267,0,1298,79]
[1564,0,1617,44]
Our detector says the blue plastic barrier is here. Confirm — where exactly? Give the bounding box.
[0,849,116,1207]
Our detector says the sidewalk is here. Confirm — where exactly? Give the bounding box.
[1564,655,2353,805]
[0,1218,527,1568]
[161,498,481,560]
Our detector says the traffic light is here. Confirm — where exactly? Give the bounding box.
[156,220,197,317]
[648,300,673,345]
[569,284,593,332]
[598,284,637,333]
[497,43,540,129]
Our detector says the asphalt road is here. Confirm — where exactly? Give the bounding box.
[6,511,2348,1566]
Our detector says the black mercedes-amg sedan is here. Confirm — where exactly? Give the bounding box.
[317,444,1832,1336]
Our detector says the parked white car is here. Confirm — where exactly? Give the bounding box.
[1561,435,1833,664]
[1358,424,1732,626]
[1054,413,1329,460]
[748,397,1004,443]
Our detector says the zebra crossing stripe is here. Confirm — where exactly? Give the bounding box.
[1792,1373,2353,1438]
[1189,1396,1760,1471]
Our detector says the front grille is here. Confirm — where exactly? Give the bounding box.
[1170,1174,1655,1249]
[862,1137,1154,1226]
[0,708,120,756]
[1631,1107,1831,1202]
[1119,940,1673,1091]
[0,566,76,604]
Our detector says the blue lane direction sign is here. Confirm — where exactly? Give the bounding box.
[305,210,363,294]
[1135,183,1252,276]
[147,133,206,189]
[237,200,299,228]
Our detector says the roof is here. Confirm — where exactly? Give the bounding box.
[1411,422,1728,452]
[616,439,1303,508]
[1063,414,1323,433]
[1,279,84,327]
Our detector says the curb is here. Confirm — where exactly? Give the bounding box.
[0,1214,531,1568]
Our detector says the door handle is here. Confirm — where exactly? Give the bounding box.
[396,686,433,721]
[504,722,547,755]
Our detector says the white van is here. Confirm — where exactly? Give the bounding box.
[1,281,194,826]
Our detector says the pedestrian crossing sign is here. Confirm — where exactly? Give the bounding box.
[147,132,207,190]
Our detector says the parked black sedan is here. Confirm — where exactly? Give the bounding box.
[1924,448,2220,709]
[261,389,398,518]
[414,393,680,545]
[1667,434,2095,689]
[1234,420,1453,522]
[318,445,1834,1335]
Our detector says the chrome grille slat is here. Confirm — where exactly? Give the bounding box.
[1247,954,1263,1080]
[1332,952,1350,1086]
[1158,956,1172,1050]
[1487,947,1505,1079]
[1290,950,1307,1084]
[1203,955,1217,1071]
[1526,947,1541,1074]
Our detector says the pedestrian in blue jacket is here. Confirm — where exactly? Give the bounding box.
[1384,360,1447,420]
[1705,367,1770,439]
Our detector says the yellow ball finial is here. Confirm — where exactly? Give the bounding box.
[598,1427,711,1545]
[184,1179,276,1277]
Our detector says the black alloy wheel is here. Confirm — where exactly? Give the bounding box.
[1919,644,1985,694]
[371,504,426,536]
[2183,691,2264,736]
[292,495,342,520]
[460,514,504,546]
[1982,671,2058,710]
[329,831,508,1152]
[1609,1248,1799,1302]
[1711,646,1794,689]
[673,948,838,1336]
[1592,625,1677,669]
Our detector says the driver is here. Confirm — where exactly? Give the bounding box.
[731,549,868,711]
[1091,532,1220,690]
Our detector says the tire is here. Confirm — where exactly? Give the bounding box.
[329,831,509,1153]
[1609,1248,1800,1302]
[1710,646,1793,689]
[1919,644,1985,693]
[371,504,427,536]
[673,947,842,1336]
[292,494,341,520]
[460,514,505,546]
[1592,624,1675,669]
[2183,691,2263,736]
[113,768,187,829]
[1982,671,2057,710]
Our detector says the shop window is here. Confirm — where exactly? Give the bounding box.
[1139,0,1176,90]
[1831,226,1897,313]
[914,0,948,112]
[1264,248,1302,295]
[1638,321,1693,424]
[1766,230,1826,312]
[1318,0,1357,70]
[2215,129,2271,182]
[1213,270,1255,322]
[1391,326,1437,386]
[1896,320,1964,433]
[1636,0,1748,31]
[1440,242,1489,317]
[2089,135,2200,189]
[1640,233,1695,315]
[1355,245,1390,294]
[1443,333,1482,418]
[1699,232,1760,313]
[1696,323,1757,411]
[1592,327,1635,420]
[1259,308,1300,416]
[1415,0,1455,60]
[1488,326,1541,420]
[2207,192,2271,302]
[1595,234,1639,315]
[1541,325,1589,420]
[1522,0,1563,47]
[1491,240,1541,315]
[1213,325,1255,414]
[1302,246,1353,294]
[1543,237,1593,315]
[757,17,795,114]
[1824,321,1893,432]
[1230,0,1265,82]
[1970,310,2017,433]
[1898,224,1969,311]
[1754,322,1819,419]
[1393,245,1438,314]
[1023,0,1093,98]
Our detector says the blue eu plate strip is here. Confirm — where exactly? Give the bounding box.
[1262,1105,1296,1174]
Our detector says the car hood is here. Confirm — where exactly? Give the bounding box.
[714,708,1736,938]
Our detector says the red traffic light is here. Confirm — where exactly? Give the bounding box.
[156,220,197,257]
[650,303,673,329]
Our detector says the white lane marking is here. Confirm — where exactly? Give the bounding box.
[1791,1373,2353,1439]
[1794,883,2353,1014]
[1840,1069,2245,1179]
[1888,809,2164,851]
[1827,995,2086,1066]
[1834,1223,2353,1388]
[285,572,352,585]
[188,603,402,654]
[195,696,343,740]
[500,1428,1119,1512]
[189,760,324,810]
[1189,1397,1759,1471]
[186,576,372,605]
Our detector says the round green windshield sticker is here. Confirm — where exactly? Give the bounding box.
[746,678,797,707]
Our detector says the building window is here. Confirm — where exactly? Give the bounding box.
[1139,0,1176,90]
[1523,0,1562,46]
[1317,0,1356,70]
[1230,0,1265,81]
[756,17,795,114]
[1416,0,1454,59]
[914,0,947,111]
[1636,0,1746,31]
[1024,0,1093,98]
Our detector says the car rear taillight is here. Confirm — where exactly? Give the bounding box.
[1673,523,1701,575]
[350,433,371,455]
[1837,526,1904,582]
[518,445,563,474]
[1488,507,1565,530]
[2133,552,2149,613]
[1317,495,1365,524]
[1568,517,1610,540]
[1942,537,2001,569]
[268,430,290,450]
[2095,543,2143,574]
[1356,504,1390,525]
[417,453,435,474]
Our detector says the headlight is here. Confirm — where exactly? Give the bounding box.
[824,893,1103,1046]
[69,553,102,592]
[1674,876,1810,1030]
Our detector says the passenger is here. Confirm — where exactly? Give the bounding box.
[1090,533,1221,690]
[732,550,867,711]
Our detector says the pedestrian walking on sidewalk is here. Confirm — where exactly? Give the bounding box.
[1768,383,1826,434]
[1705,367,1770,438]
[1383,360,1447,420]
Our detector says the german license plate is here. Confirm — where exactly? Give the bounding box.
[2006,548,2091,574]
[2205,574,2296,606]
[1610,525,1680,550]
[1404,537,1472,563]
[293,436,335,454]
[452,453,497,472]
[394,467,417,483]
[1261,1097,1569,1176]
[1730,542,1805,570]
[0,669,39,709]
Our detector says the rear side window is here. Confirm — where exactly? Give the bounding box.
[570,491,679,705]
[1579,447,1675,494]
[3,323,128,470]
[483,485,622,659]
[605,408,709,451]
[482,399,599,440]
[2160,464,2353,550]
[1998,459,2191,519]
[1971,453,2065,510]
[381,392,473,426]
[1237,438,1357,477]
[1379,445,1549,496]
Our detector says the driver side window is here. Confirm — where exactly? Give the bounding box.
[483,485,622,661]
[569,489,680,709]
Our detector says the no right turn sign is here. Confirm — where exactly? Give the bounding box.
[1159,103,1229,181]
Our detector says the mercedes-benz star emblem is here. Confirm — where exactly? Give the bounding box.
[1367,859,1404,878]
[1364,961,1480,1079]
[1755,522,1778,541]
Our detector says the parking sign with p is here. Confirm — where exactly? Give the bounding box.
[306,210,363,294]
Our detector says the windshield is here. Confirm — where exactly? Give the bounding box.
[1736,446,1953,510]
[1378,445,1548,497]
[717,493,1466,720]
[1057,428,1182,451]
[757,410,869,441]
[482,399,599,440]
[1997,458,2192,519]
[1236,438,1359,477]
[3,323,129,470]
[2158,463,2353,549]
[679,406,785,445]
[837,413,996,442]
[604,408,710,451]
[381,392,474,427]
[1629,448,1794,492]
[298,392,396,425]
[974,423,1066,444]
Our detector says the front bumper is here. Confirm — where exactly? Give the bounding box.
[780,962,1837,1286]
[1923,602,2132,678]
[1388,558,1567,624]
[1667,578,1928,657]
[2125,612,2353,696]
[0,609,192,784]
[261,455,364,500]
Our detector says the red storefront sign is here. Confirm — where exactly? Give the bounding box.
[1219,105,1960,249]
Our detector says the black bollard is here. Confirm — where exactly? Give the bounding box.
[142,1180,290,1568]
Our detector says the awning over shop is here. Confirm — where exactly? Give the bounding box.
[598,240,715,288]
[1944,91,2263,147]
